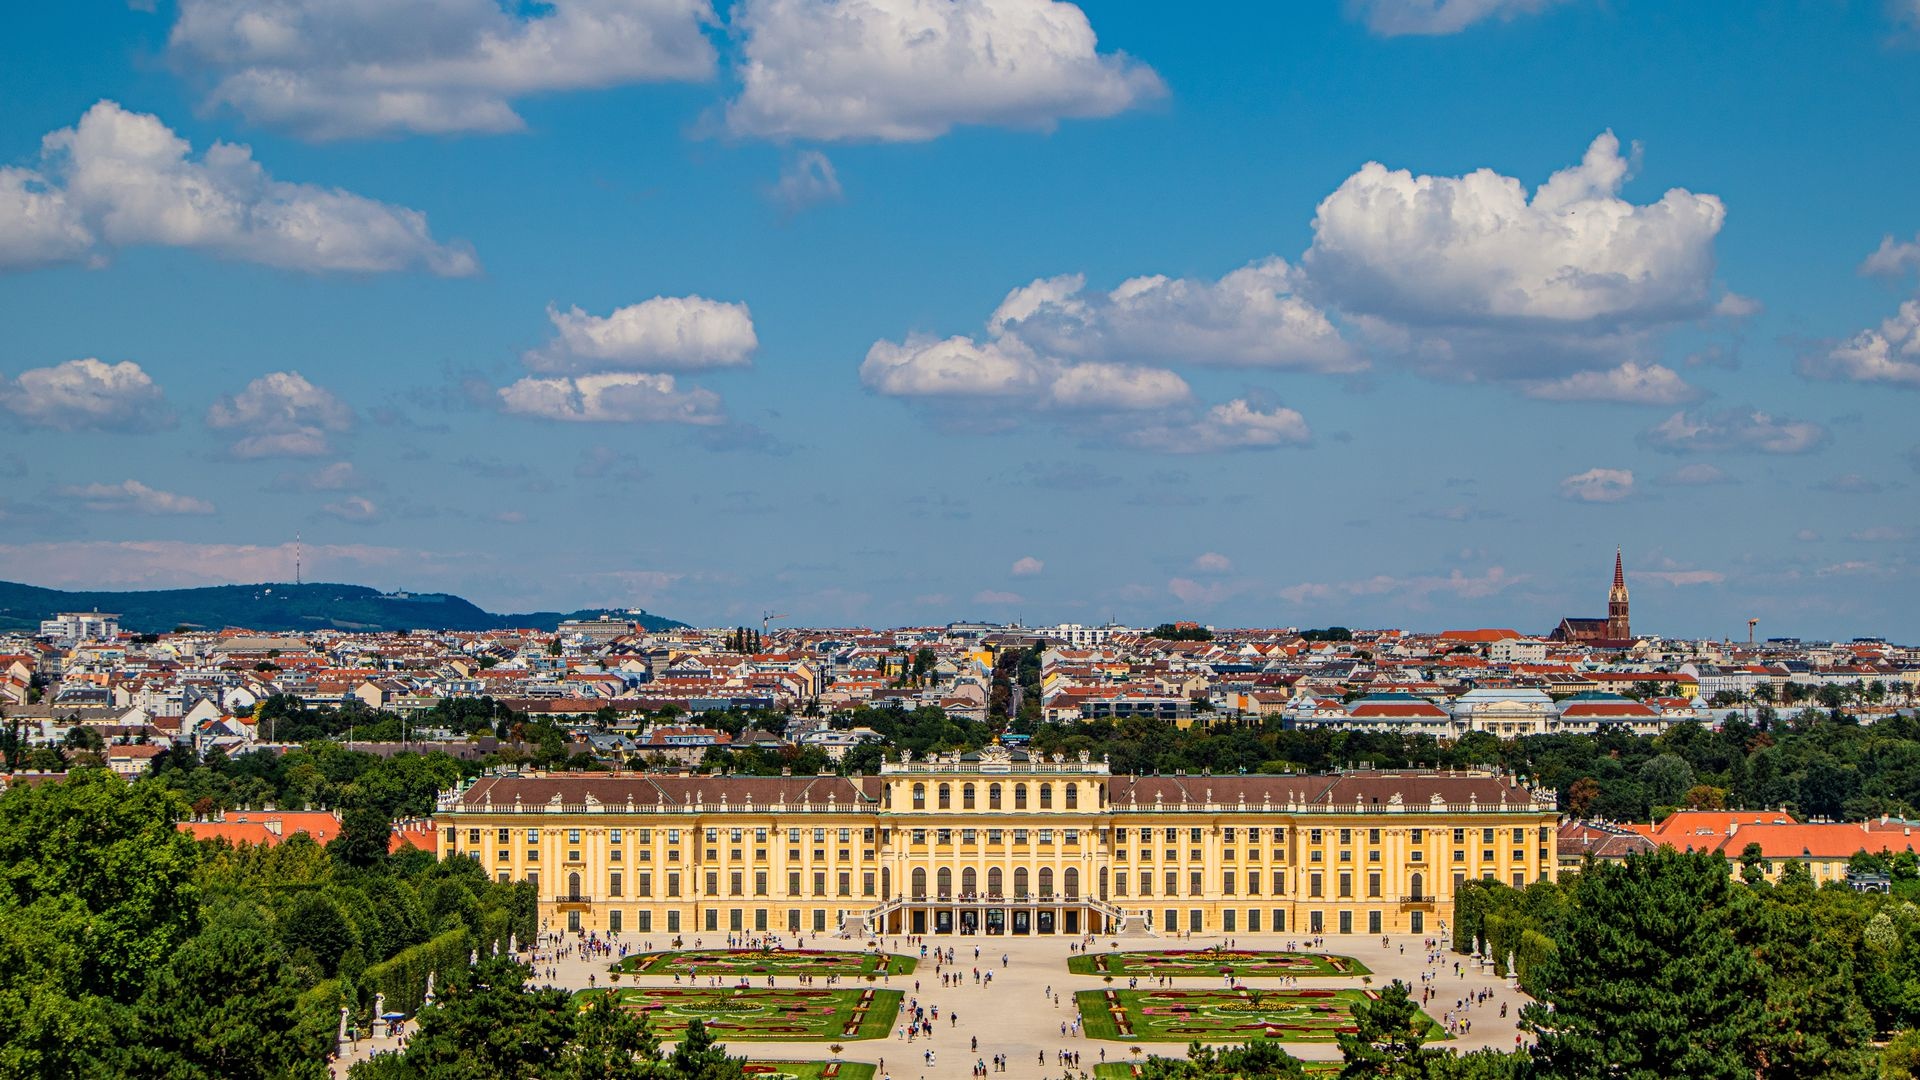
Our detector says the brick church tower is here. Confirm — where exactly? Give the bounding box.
[1607,548,1631,641]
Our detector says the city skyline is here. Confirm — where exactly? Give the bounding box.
[4,2,1920,641]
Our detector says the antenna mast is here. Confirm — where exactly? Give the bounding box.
[295,533,302,586]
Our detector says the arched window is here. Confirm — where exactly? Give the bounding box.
[1064,784,1078,809]
[1014,784,1028,809]
[1014,868,1029,898]
[989,783,1002,809]
[912,783,926,809]
[938,784,952,810]
[1410,872,1424,901]
[911,867,927,899]
[963,784,976,810]
[1038,867,1054,897]
[988,867,1003,896]
[1063,867,1079,898]
[1098,867,1108,900]
[882,867,892,897]
[568,871,582,901]
[962,868,977,895]
[937,867,953,898]
[1039,784,1053,809]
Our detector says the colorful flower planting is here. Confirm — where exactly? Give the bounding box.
[1094,1061,1339,1079]
[746,1062,877,1080]
[1067,948,1369,979]
[614,949,916,978]
[1074,987,1441,1043]
[578,986,902,1041]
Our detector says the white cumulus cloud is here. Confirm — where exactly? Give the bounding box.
[0,358,175,431]
[1521,361,1700,404]
[860,336,1046,398]
[1124,400,1311,454]
[1861,233,1920,278]
[499,372,725,424]
[0,101,475,275]
[58,479,215,516]
[206,371,355,459]
[1642,408,1830,455]
[1303,132,1729,385]
[725,0,1164,141]
[767,150,844,213]
[166,0,718,139]
[989,260,1364,374]
[321,495,381,522]
[1010,556,1044,576]
[1191,552,1233,573]
[1801,297,1920,389]
[525,297,758,374]
[1348,0,1567,37]
[1559,467,1634,503]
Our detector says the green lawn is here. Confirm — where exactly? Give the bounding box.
[613,949,916,978]
[748,1063,878,1080]
[576,986,902,1041]
[1068,949,1369,979]
[1075,987,1441,1043]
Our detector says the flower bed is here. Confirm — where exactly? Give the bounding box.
[614,949,916,978]
[576,987,902,1041]
[1074,987,1441,1044]
[1068,948,1368,979]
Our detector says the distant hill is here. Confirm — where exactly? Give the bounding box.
[0,581,688,635]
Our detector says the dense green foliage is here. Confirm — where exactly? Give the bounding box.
[0,768,534,1079]
[348,962,747,1080]
[1016,711,1920,821]
[0,580,685,634]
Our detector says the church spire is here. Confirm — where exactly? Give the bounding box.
[1608,548,1631,641]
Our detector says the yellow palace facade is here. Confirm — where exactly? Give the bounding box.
[433,746,1558,940]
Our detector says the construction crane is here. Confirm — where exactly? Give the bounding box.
[1747,618,1759,646]
[762,611,788,637]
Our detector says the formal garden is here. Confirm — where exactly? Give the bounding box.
[613,949,916,978]
[1068,947,1370,979]
[746,1062,877,1080]
[575,986,902,1040]
[1075,986,1441,1042]
[1095,1060,1339,1079]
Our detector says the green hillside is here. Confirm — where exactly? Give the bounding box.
[0,581,688,635]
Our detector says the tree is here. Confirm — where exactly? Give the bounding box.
[0,768,201,1001]
[1739,842,1773,885]
[1523,848,1762,1080]
[1141,1040,1308,1080]
[1741,887,1876,1080]
[282,890,359,976]
[1338,980,1440,1078]
[352,956,578,1079]
[131,917,329,1080]
[560,989,665,1080]
[667,1019,743,1080]
[333,803,393,871]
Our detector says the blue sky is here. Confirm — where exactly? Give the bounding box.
[3,0,1919,640]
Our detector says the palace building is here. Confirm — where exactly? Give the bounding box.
[432,746,1558,940]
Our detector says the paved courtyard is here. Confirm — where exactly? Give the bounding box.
[331,931,1533,1077]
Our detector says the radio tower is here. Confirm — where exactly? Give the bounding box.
[295,533,302,586]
